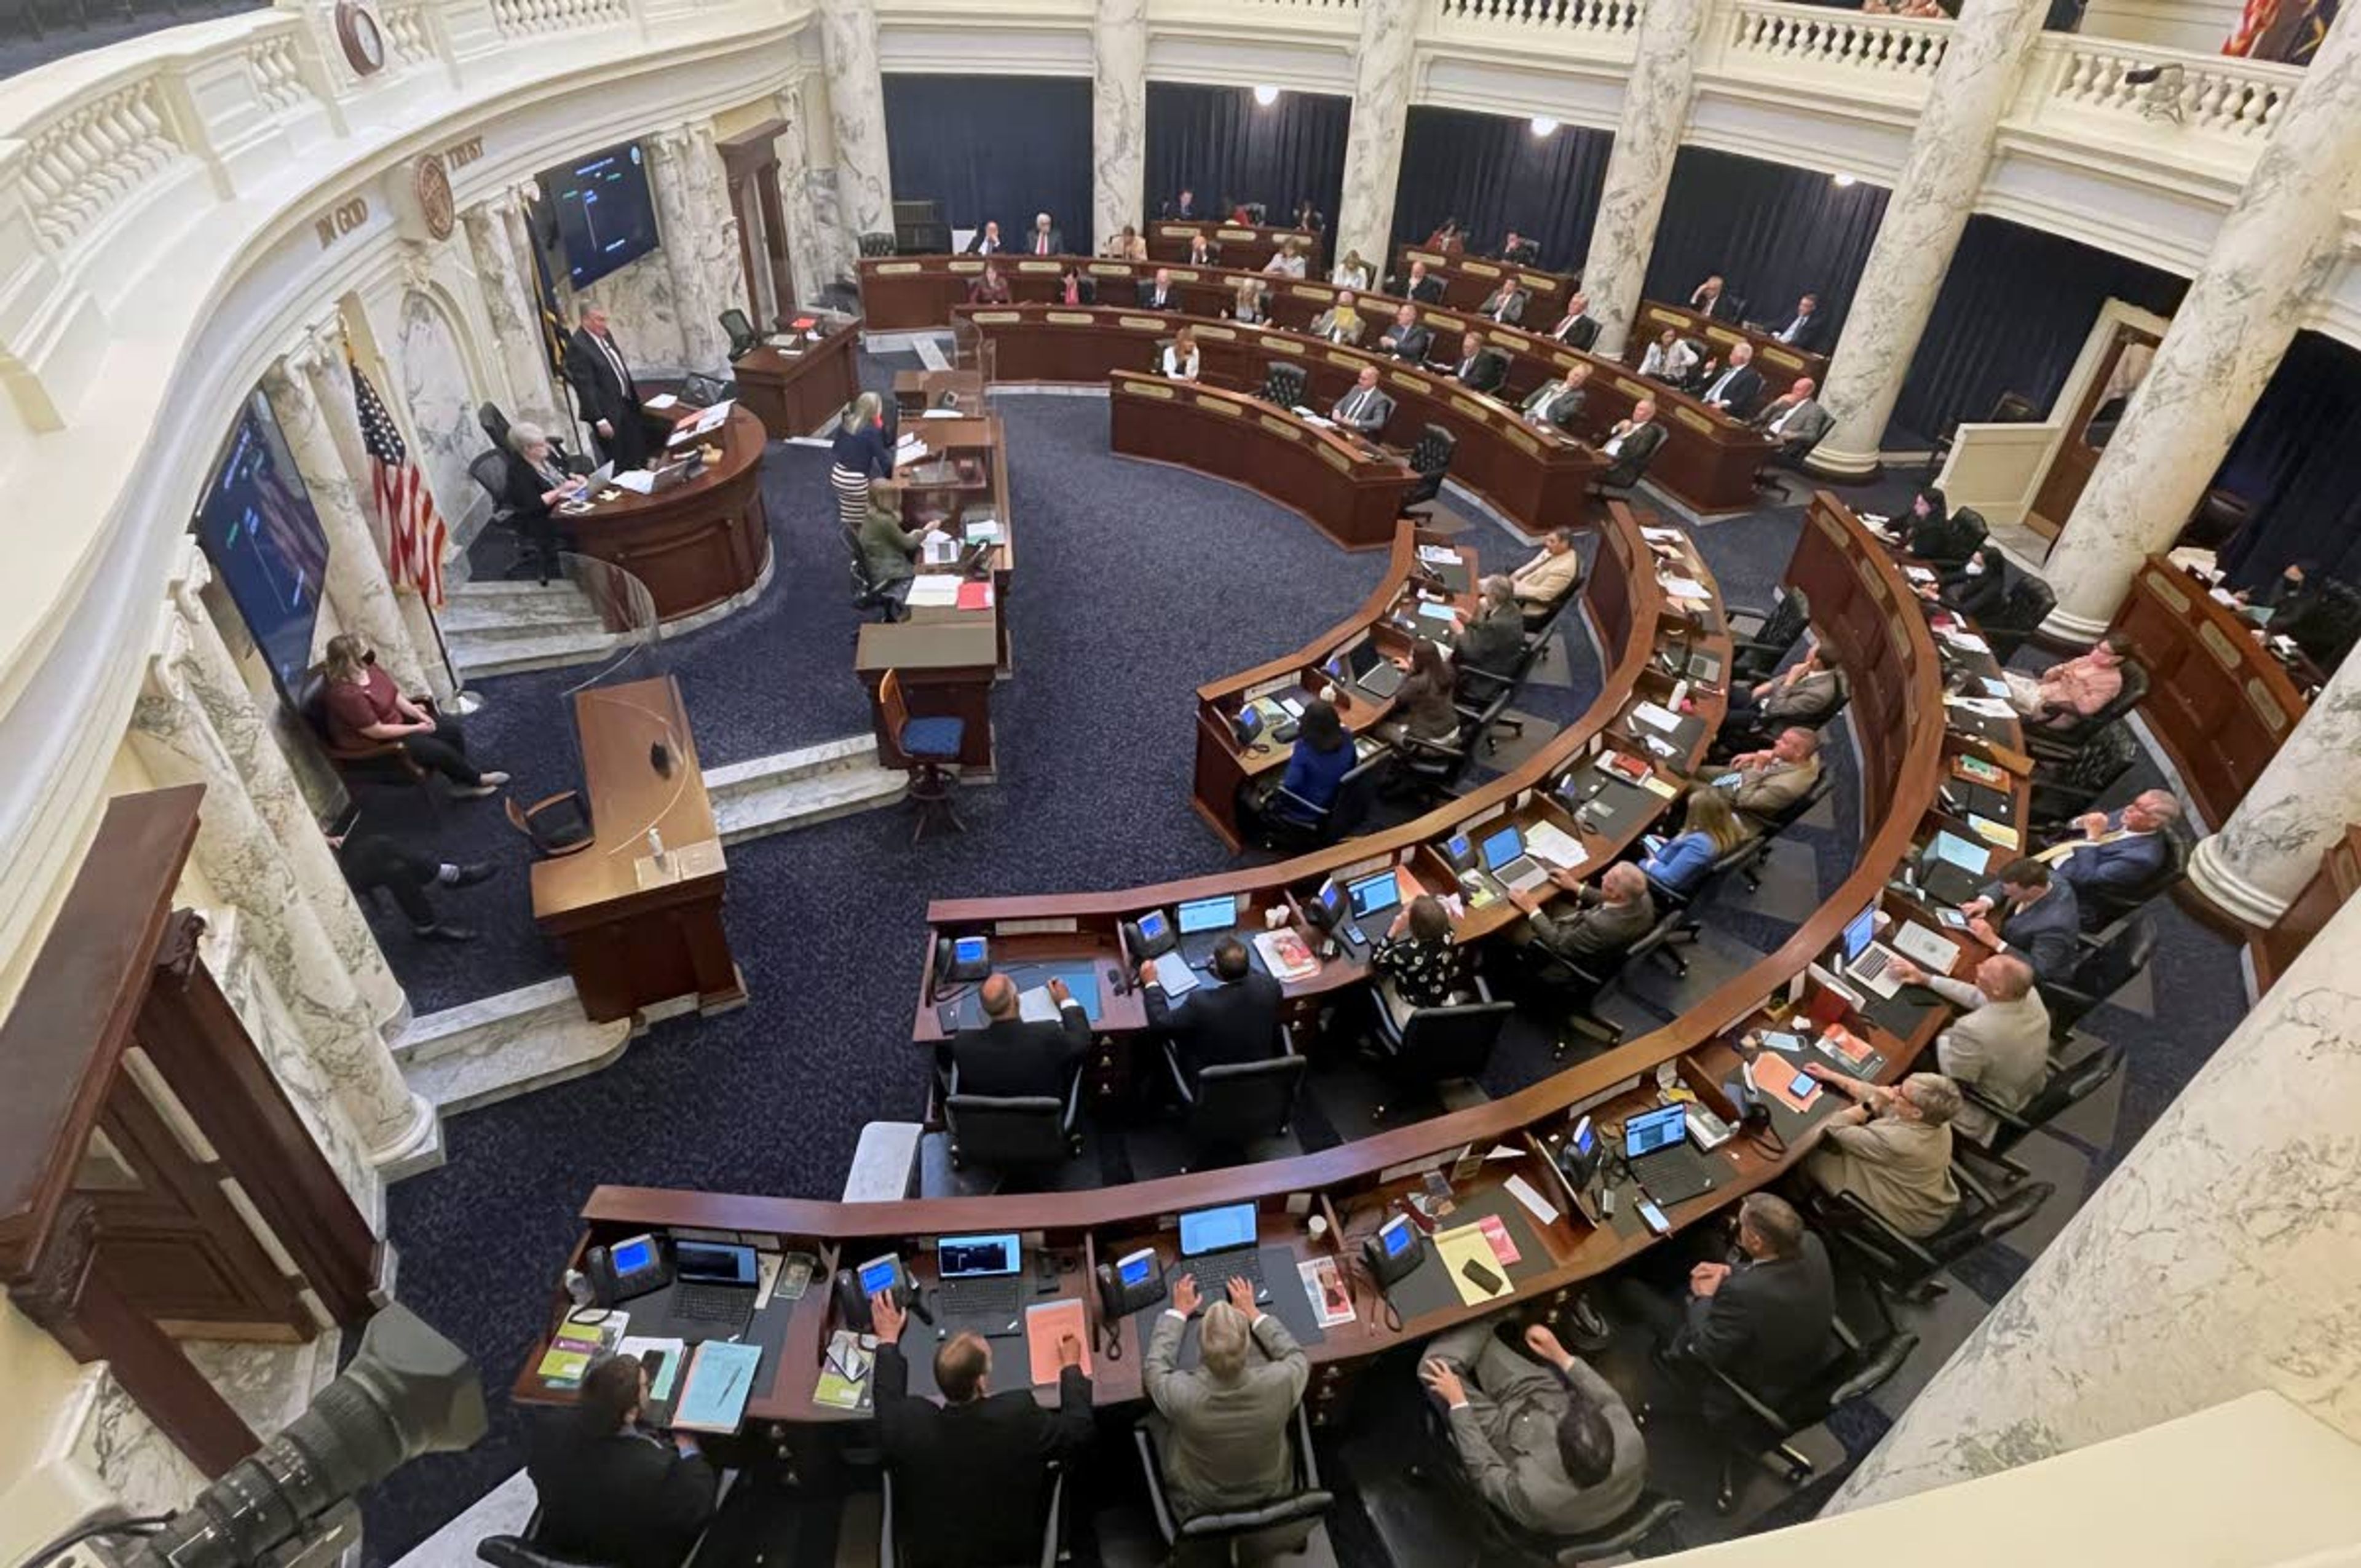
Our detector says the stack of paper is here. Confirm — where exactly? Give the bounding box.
[813,1331,873,1411]
[905,576,961,609]
[1417,544,1460,565]
[1629,700,1682,734]
[1659,576,1710,601]
[1252,928,1321,983]
[963,519,1005,545]
[1522,820,1586,869]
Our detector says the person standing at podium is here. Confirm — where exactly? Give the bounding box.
[831,392,895,536]
[564,305,649,473]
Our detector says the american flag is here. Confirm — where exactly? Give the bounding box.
[352,361,449,608]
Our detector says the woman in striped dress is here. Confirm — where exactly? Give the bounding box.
[831,392,893,535]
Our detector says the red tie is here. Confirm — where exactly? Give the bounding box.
[1037,234,1048,256]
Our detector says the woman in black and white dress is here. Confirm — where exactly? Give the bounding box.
[830,392,893,536]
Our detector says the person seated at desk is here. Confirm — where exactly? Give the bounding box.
[1718,726,1822,828]
[965,220,1006,255]
[1477,278,1530,326]
[1394,259,1447,304]
[1439,330,1505,395]
[1310,289,1366,345]
[1690,273,1738,322]
[502,419,586,584]
[1798,1067,1964,1240]
[1961,858,2082,983]
[1378,303,1433,363]
[2005,634,2131,730]
[1292,199,1325,234]
[2043,790,2180,908]
[944,973,1090,1099]
[1426,218,1468,254]
[1372,893,1469,1022]
[1644,1194,1835,1423]
[1381,640,1461,746]
[1511,527,1583,617]
[322,634,509,798]
[1227,275,1271,325]
[330,828,495,944]
[1273,696,1353,811]
[1418,1315,1644,1539]
[1160,325,1203,382]
[1883,953,2049,1148]
[869,1290,1094,1568]
[1521,363,1591,432]
[1769,293,1823,350]
[1513,863,1657,972]
[1696,341,1762,418]
[856,480,923,593]
[1332,248,1373,290]
[1105,223,1149,262]
[965,262,1011,305]
[1598,400,1666,487]
[1497,229,1540,266]
[1145,1275,1310,1524]
[1924,547,2006,621]
[1141,940,1284,1079]
[1054,264,1096,306]
[1451,574,1525,678]
[1026,211,1063,256]
[526,1354,718,1568]
[1637,329,1699,385]
[1185,232,1220,267]
[1263,237,1308,279]
[1540,291,1599,350]
[1715,646,1840,756]
[1332,364,1394,435]
[1902,484,1969,563]
[1753,377,1832,463]
[1168,187,1201,221]
[1639,786,1753,900]
[1137,266,1182,311]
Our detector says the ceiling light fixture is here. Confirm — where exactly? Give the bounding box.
[1530,116,1560,137]
[1832,172,1857,188]
[1254,84,1280,106]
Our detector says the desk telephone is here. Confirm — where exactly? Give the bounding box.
[1096,1246,1168,1320]
[835,1253,922,1334]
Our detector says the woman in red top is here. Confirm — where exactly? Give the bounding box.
[320,635,507,796]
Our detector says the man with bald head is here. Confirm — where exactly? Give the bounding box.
[2044,789,2181,914]
[1597,398,1665,490]
[1885,952,2049,1147]
[1699,341,1762,418]
[1513,863,1657,974]
[942,972,1090,1099]
[1752,376,1832,464]
[1721,725,1821,827]
[1378,302,1433,364]
[1332,363,1394,436]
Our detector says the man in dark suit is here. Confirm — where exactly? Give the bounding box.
[1597,399,1666,489]
[1027,212,1063,256]
[1541,292,1599,350]
[945,973,1090,1099]
[964,220,1006,255]
[1170,188,1200,220]
[1377,304,1432,363]
[1396,260,1446,303]
[564,306,650,472]
[1513,864,1656,972]
[1141,939,1282,1082]
[1137,267,1181,311]
[870,1289,1093,1568]
[1771,293,1822,350]
[1332,365,1394,435]
[1497,229,1539,266]
[2046,790,2179,913]
[1690,274,1738,322]
[1661,1194,1835,1420]
[1185,233,1220,266]
[1697,342,1763,419]
[1521,364,1590,432]
[1962,859,2082,984]
[1441,330,1505,395]
[528,1355,718,1568]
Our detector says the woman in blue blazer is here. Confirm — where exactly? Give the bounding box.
[1642,786,1753,897]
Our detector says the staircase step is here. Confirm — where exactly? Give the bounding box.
[446,625,635,678]
[710,737,907,844]
[438,588,604,644]
[394,977,585,1067]
[395,978,632,1115]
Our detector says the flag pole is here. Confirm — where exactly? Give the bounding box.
[424,598,484,716]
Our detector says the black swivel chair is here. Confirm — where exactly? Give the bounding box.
[1533,904,1687,1053]
[857,231,898,258]
[1163,1031,1307,1159]
[719,307,759,358]
[1666,1312,1918,1514]
[478,400,512,453]
[1390,689,1513,804]
[1820,1178,2055,1305]
[1410,1395,1683,1564]
[1726,587,1811,684]
[1982,574,2056,664]
[880,1465,1065,1567]
[1660,836,1771,957]
[1399,424,1456,518]
[1365,981,1513,1123]
[2072,828,2186,931]
[1955,1041,2126,1198]
[1134,1406,1332,1559]
[1260,751,1387,850]
[2037,915,2156,1042]
[1261,361,1308,407]
[942,1067,1083,1176]
[480,1507,710,1568]
[2028,722,2138,824]
[466,449,539,580]
[2025,661,2149,764]
[2279,576,2361,668]
[842,525,908,625]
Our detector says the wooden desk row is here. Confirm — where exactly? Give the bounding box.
[732,319,864,440]
[1149,220,1324,274]
[564,405,771,624]
[1627,299,1831,397]
[1385,243,1580,319]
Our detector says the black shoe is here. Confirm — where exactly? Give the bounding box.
[414,924,478,943]
[446,863,497,889]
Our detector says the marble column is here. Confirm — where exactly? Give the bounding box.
[649,124,746,374]
[462,190,564,430]
[1832,887,2361,1507]
[1809,0,2051,477]
[261,331,430,699]
[1332,0,1418,281]
[2039,7,2361,636]
[816,0,894,245]
[2188,653,2361,922]
[773,84,846,305]
[1576,0,1712,358]
[130,597,438,1174]
[1091,0,1147,251]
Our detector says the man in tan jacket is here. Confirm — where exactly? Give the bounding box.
[1144,1274,1310,1522]
[1511,527,1584,620]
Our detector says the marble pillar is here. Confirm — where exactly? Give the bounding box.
[2188,651,2361,922]
[648,124,746,374]
[773,84,847,303]
[261,331,430,698]
[129,600,438,1173]
[817,0,893,244]
[1832,887,2361,1507]
[1332,0,1419,282]
[2040,8,2361,636]
[462,190,564,431]
[1091,0,1147,252]
[1810,0,2051,477]
[1576,0,1712,358]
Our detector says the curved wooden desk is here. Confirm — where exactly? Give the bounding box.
[513,498,2032,1440]
[1105,371,1417,551]
[569,407,770,622]
[1386,242,1579,318]
[1630,298,1831,396]
[732,317,863,439]
[1149,220,1324,274]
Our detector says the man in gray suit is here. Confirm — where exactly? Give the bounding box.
[1331,364,1394,436]
[1420,1317,1647,1538]
[1144,1274,1310,1522]
[1752,376,1833,467]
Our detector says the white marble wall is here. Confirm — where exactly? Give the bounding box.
[2190,650,2361,922]
[1812,0,2051,475]
[773,82,848,304]
[648,124,746,374]
[1092,0,1148,253]
[1332,0,1420,282]
[79,1368,208,1522]
[394,279,491,546]
[1835,886,2361,1507]
[462,190,566,432]
[1576,0,1712,358]
[817,0,894,244]
[2041,6,2361,635]
[570,248,690,376]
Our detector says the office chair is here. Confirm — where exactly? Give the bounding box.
[942,1067,1083,1174]
[466,449,539,582]
[856,231,898,258]
[478,400,512,453]
[1820,1177,2055,1305]
[1661,836,1771,959]
[880,1465,1064,1567]
[2279,576,2361,668]
[1982,575,2056,664]
[1163,1033,1306,1157]
[1365,981,1512,1123]
[842,524,908,625]
[878,668,965,842]
[2037,915,2155,1042]
[1408,1387,1682,1565]
[1399,424,1456,517]
[1726,587,1811,684]
[504,792,593,857]
[1743,767,1835,851]
[1534,903,1686,1054]
[1260,360,1307,407]
[299,668,440,812]
[1259,751,1386,850]
[1955,1040,2125,1199]
[719,307,757,359]
[2028,722,2138,824]
[2025,660,2148,764]
[1917,507,1987,572]
[2072,828,2186,931]
[1134,1405,1332,1558]
[1389,689,1512,805]
[480,1504,711,1568]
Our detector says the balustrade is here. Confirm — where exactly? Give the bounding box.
[21,77,186,250]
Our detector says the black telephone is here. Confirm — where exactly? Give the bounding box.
[1096,1246,1168,1321]
[934,935,991,985]
[1120,913,1179,967]
[1725,1068,1773,1133]
[834,1254,917,1334]
[1361,1214,1426,1289]
[585,1232,671,1305]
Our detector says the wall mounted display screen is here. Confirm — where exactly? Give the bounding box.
[539,140,662,289]
[191,390,330,702]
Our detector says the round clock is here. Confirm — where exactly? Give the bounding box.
[412,154,454,243]
[336,1,386,77]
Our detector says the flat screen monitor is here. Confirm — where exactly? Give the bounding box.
[937,1233,1020,1278]
[1841,906,1877,964]
[1179,1202,1257,1257]
[1481,825,1524,872]
[192,390,330,704]
[539,140,662,290]
[1177,895,1234,935]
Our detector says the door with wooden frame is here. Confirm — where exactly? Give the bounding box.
[2028,322,2161,538]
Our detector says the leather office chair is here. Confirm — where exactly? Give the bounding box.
[842,524,908,626]
[2037,915,2155,1042]
[1661,836,1770,957]
[504,793,593,857]
[1259,751,1386,850]
[878,668,965,842]
[942,1066,1083,1174]
[1409,1392,1683,1565]
[478,400,513,453]
[1955,1040,2125,1197]
[1390,689,1511,804]
[1982,575,2055,665]
[1134,1405,1332,1559]
[1591,435,1661,501]
[2025,660,2148,764]
[880,1465,1064,1567]
[468,449,551,584]
[857,231,898,258]
[2028,721,2138,825]
[1163,1031,1306,1155]
[299,667,438,810]
[1740,768,1835,865]
[1532,903,1685,1055]
[2072,827,2185,931]
[2279,576,2361,668]
[1399,424,1456,517]
[1820,1177,2055,1305]
[1260,362,1307,408]
[1366,980,1512,1123]
[1666,1313,1918,1513]
[1726,587,1810,685]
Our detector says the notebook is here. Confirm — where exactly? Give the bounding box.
[673,1339,763,1433]
[1025,1299,1093,1385]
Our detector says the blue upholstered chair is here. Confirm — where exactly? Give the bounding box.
[879,668,965,842]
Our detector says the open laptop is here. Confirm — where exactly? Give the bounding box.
[1175,894,1238,968]
[1839,905,1907,998]
[1169,1202,1270,1305]
[1481,823,1552,894]
[1342,868,1403,946]
[1623,1104,1718,1206]
[670,1238,760,1339]
[1343,638,1404,700]
[1918,829,1991,906]
[935,1232,1024,1338]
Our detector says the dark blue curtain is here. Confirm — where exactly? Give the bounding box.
[1889,214,2186,445]
[1639,146,1889,339]
[2212,331,2361,584]
[1388,108,1613,275]
[1142,84,1350,231]
[882,74,1094,250]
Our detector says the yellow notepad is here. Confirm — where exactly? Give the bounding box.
[1434,1224,1515,1307]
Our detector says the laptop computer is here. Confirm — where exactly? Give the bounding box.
[935,1232,1024,1338]
[670,1238,759,1339]
[1168,1202,1270,1305]
[1919,830,1991,906]
[1481,823,1552,894]
[1342,868,1403,946]
[1345,638,1405,700]
[1175,895,1238,968]
[1838,905,1907,998]
[1623,1104,1718,1207]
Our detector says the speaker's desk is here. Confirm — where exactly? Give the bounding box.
[734,318,863,439]
[530,676,743,1024]
[570,407,770,622]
